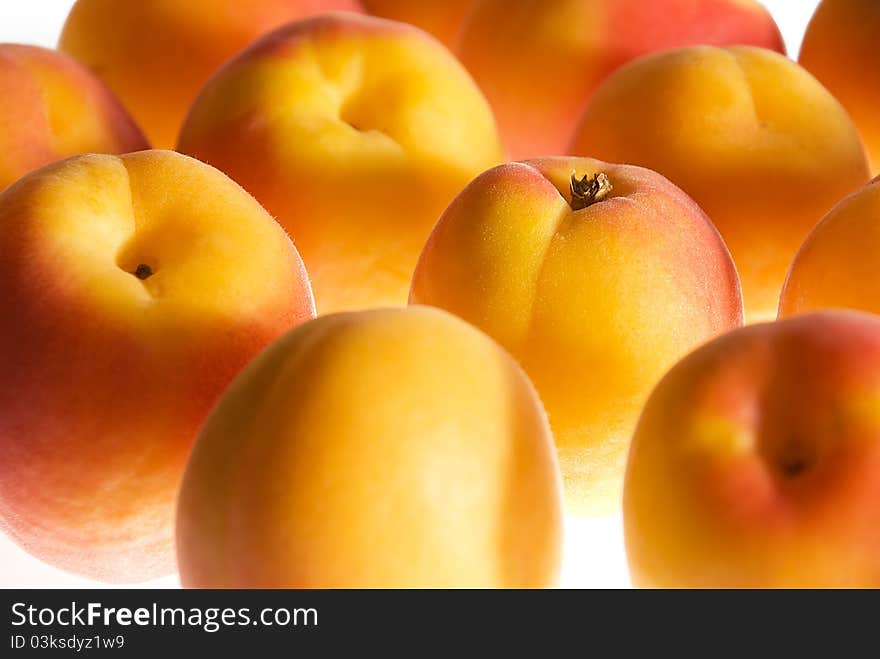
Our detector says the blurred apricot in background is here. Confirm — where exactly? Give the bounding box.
[178,13,504,314]
[0,44,147,191]
[570,46,870,322]
[59,0,363,148]
[457,0,785,160]
[800,0,880,174]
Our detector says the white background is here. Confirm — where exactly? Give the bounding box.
[0,1,821,588]
[0,0,821,54]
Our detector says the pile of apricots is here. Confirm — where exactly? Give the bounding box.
[1,0,879,589]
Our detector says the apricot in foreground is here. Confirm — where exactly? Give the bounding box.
[0,151,315,582]
[625,311,880,588]
[177,307,563,588]
[411,158,743,514]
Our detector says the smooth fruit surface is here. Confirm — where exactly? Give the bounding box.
[570,46,871,321]
[625,311,880,588]
[0,44,147,191]
[178,13,504,314]
[0,150,315,582]
[410,157,743,514]
[177,306,563,588]
[457,0,785,160]
[800,0,880,174]
[59,0,362,148]
[780,176,880,317]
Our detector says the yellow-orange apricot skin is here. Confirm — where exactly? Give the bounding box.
[624,311,880,588]
[779,176,880,318]
[0,44,148,192]
[569,46,871,323]
[457,0,785,160]
[409,157,743,515]
[800,0,880,174]
[0,151,315,583]
[59,0,363,148]
[176,306,563,588]
[177,13,504,315]
[360,0,473,47]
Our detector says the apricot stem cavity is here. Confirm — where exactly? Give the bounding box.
[570,172,612,210]
[133,264,154,280]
